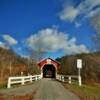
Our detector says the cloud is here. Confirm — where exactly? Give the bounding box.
[26,28,67,52]
[75,22,81,28]
[26,28,89,55]
[59,0,100,23]
[87,0,100,8]
[59,5,79,22]
[78,0,100,18]
[85,7,100,18]
[0,41,9,49]
[2,35,18,45]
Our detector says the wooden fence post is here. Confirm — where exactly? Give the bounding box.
[68,76,71,84]
[7,78,11,88]
[61,76,64,82]
[78,76,82,86]
[21,77,24,85]
[30,76,32,83]
[35,76,37,81]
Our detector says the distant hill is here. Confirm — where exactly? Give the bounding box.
[56,52,100,84]
[0,47,40,84]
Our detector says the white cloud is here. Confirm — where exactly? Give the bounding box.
[59,5,79,22]
[2,35,18,45]
[85,7,100,18]
[59,0,100,23]
[78,0,100,18]
[26,28,67,52]
[75,22,81,28]
[26,28,89,55]
[0,41,9,49]
[87,0,100,8]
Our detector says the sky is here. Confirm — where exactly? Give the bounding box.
[0,0,100,59]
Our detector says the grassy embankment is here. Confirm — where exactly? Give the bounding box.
[0,82,6,89]
[0,82,37,100]
[63,83,100,100]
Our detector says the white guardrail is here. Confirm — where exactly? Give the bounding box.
[56,75,82,86]
[7,75,42,88]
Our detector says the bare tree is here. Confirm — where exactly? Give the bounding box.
[31,48,46,62]
[0,50,7,80]
[23,47,44,75]
[26,46,45,63]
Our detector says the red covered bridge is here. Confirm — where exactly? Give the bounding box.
[38,58,60,78]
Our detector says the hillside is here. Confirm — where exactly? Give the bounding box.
[56,52,100,85]
[0,47,40,84]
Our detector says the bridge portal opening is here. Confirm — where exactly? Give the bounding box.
[43,64,56,78]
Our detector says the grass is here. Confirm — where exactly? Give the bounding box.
[0,89,36,100]
[63,82,100,100]
[0,82,37,100]
[0,83,6,90]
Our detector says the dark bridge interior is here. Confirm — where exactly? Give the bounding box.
[43,64,56,78]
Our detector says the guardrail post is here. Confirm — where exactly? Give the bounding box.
[56,75,61,81]
[21,77,24,85]
[35,76,37,81]
[38,76,41,80]
[68,76,71,84]
[78,76,82,86]
[61,76,64,82]
[30,76,32,83]
[7,78,11,88]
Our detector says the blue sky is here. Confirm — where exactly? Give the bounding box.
[0,0,100,59]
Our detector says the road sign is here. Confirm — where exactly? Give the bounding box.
[77,59,82,69]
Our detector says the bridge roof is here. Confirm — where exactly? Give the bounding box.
[38,58,60,68]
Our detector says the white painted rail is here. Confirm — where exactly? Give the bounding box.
[56,75,82,86]
[7,75,42,88]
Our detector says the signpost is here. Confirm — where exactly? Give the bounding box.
[77,59,82,86]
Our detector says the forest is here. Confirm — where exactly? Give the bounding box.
[0,47,40,85]
[56,52,100,85]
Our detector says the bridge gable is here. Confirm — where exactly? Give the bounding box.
[38,58,60,69]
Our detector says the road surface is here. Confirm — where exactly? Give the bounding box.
[34,78,80,100]
[0,78,80,100]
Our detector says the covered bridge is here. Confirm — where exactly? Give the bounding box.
[38,58,60,78]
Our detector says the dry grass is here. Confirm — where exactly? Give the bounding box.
[0,90,36,100]
[12,91,36,100]
[63,83,100,100]
[0,93,5,100]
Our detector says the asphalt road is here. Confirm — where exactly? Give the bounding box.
[34,78,80,100]
[0,78,80,100]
